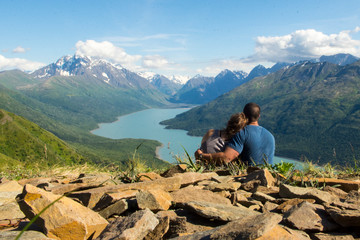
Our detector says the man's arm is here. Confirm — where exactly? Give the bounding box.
[195,147,239,165]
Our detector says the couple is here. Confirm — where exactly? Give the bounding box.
[195,102,275,166]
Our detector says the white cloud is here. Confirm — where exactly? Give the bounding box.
[0,55,45,72]
[12,46,27,53]
[250,28,360,62]
[75,40,142,68]
[142,55,169,69]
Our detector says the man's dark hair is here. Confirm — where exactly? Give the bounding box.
[243,102,260,123]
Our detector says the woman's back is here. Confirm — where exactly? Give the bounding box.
[200,129,226,153]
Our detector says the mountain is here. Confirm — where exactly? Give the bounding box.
[0,108,84,167]
[169,75,215,104]
[319,53,359,66]
[169,63,292,105]
[32,55,156,89]
[148,74,183,96]
[161,60,360,166]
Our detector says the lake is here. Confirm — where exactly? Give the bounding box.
[91,108,303,168]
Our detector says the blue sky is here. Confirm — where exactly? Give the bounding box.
[1,0,360,77]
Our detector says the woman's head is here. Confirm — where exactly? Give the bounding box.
[225,112,248,138]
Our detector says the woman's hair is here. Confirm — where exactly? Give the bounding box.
[224,112,248,139]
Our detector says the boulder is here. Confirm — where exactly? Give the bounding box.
[209,212,283,240]
[0,180,26,220]
[283,201,340,232]
[136,189,173,211]
[279,184,337,204]
[170,185,231,206]
[326,205,360,227]
[17,184,108,240]
[96,209,159,240]
[144,214,170,240]
[186,201,259,221]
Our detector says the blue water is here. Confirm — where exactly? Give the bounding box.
[91,108,303,168]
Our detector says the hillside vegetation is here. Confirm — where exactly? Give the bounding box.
[162,61,360,165]
[0,70,170,169]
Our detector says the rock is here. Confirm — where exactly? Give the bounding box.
[98,199,128,219]
[136,189,173,211]
[256,225,311,240]
[324,185,348,200]
[138,172,162,182]
[17,184,108,240]
[263,201,279,212]
[204,181,241,192]
[144,215,170,240]
[157,211,187,237]
[275,198,316,213]
[251,191,276,203]
[47,183,91,195]
[96,209,159,240]
[17,177,53,187]
[311,232,355,240]
[67,187,106,209]
[326,205,360,227]
[314,178,360,192]
[0,230,55,240]
[240,179,262,192]
[279,184,337,204]
[174,172,218,187]
[94,190,138,211]
[0,180,23,192]
[0,201,25,220]
[186,201,259,222]
[283,201,340,232]
[0,180,26,220]
[161,164,187,178]
[70,174,112,185]
[345,190,360,204]
[170,185,231,206]
[209,212,282,240]
[243,169,276,187]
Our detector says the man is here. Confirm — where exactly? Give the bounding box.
[195,102,275,166]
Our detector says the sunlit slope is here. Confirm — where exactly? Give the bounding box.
[0,109,84,166]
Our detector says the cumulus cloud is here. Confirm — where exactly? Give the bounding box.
[142,55,169,68]
[75,40,142,68]
[0,55,45,72]
[250,28,360,63]
[12,46,27,53]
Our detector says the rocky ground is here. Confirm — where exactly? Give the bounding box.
[1,164,360,240]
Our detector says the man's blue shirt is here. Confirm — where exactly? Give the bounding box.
[226,125,275,165]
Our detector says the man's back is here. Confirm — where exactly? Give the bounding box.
[226,125,275,165]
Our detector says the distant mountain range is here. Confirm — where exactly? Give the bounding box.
[0,52,359,168]
[162,59,360,165]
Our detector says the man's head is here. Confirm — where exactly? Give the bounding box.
[243,102,260,123]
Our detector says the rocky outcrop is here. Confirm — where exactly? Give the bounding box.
[1,167,360,239]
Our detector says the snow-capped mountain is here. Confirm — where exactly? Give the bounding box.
[31,55,153,89]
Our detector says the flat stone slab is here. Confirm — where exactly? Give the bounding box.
[185,201,259,222]
[279,184,337,204]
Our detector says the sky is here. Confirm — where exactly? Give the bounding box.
[1,0,360,78]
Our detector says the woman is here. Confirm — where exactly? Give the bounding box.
[197,112,247,154]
